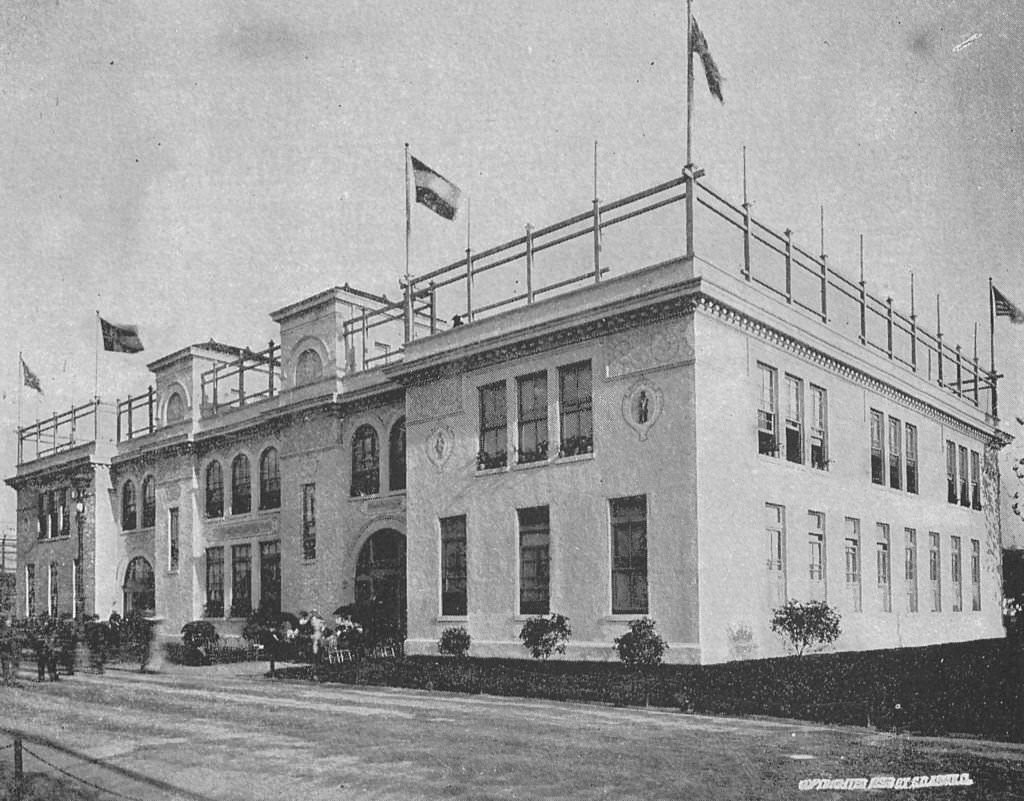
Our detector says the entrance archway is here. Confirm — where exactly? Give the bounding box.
[354,529,406,643]
[122,557,155,616]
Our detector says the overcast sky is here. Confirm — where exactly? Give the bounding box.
[3,0,1024,527]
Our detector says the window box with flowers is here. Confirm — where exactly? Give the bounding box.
[559,435,593,458]
[517,441,548,465]
[477,449,507,471]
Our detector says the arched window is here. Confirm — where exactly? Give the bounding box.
[389,417,406,492]
[351,424,380,497]
[231,454,251,515]
[205,461,223,518]
[165,391,185,424]
[123,556,155,616]
[295,348,323,386]
[121,480,137,530]
[259,447,280,510]
[141,476,156,528]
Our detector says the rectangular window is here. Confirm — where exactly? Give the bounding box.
[48,562,59,618]
[611,496,648,615]
[929,532,941,612]
[784,375,803,464]
[844,518,861,612]
[970,450,981,510]
[765,504,786,607]
[518,506,550,615]
[869,410,885,485]
[905,423,919,494]
[26,564,36,618]
[951,536,962,612]
[231,544,252,618]
[478,381,508,470]
[876,523,891,613]
[946,441,958,504]
[168,507,180,572]
[757,364,778,457]
[205,547,224,618]
[905,528,918,613]
[888,418,902,490]
[559,361,593,457]
[517,372,548,463]
[971,539,981,611]
[57,489,69,537]
[958,446,969,507]
[440,515,467,616]
[809,386,828,470]
[301,483,316,561]
[807,511,825,602]
[259,540,282,616]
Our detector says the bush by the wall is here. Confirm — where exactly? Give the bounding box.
[518,614,571,660]
[614,618,669,667]
[438,627,471,658]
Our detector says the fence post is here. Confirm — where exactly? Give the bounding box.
[955,346,963,398]
[70,404,77,446]
[525,224,534,304]
[886,298,894,359]
[211,364,219,412]
[909,313,918,372]
[403,279,413,343]
[361,309,368,369]
[268,340,276,397]
[592,197,602,282]
[126,397,133,440]
[148,386,155,431]
[972,357,980,406]
[429,282,438,334]
[238,354,246,408]
[784,229,793,303]
[819,254,828,322]
[937,335,944,388]
[742,201,752,281]
[116,400,122,443]
[858,282,867,345]
[465,249,474,322]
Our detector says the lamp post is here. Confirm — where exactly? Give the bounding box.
[71,482,88,619]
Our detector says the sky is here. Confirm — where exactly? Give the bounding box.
[2,0,1024,530]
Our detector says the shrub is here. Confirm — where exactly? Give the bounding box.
[770,600,841,657]
[614,618,669,667]
[438,626,471,658]
[519,614,571,661]
[181,620,219,664]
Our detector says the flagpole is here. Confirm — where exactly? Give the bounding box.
[17,351,23,434]
[686,0,694,168]
[989,276,996,374]
[95,310,100,401]
[404,143,413,342]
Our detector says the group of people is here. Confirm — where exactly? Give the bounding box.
[260,610,363,663]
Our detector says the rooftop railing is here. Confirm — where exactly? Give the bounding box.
[200,341,283,417]
[17,399,103,465]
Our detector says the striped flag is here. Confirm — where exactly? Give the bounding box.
[993,286,1024,324]
[410,156,462,221]
[100,317,145,352]
[21,356,43,394]
[691,17,724,103]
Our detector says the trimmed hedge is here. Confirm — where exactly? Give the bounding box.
[278,637,1024,742]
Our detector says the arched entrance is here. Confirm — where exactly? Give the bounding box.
[123,557,155,616]
[354,529,406,643]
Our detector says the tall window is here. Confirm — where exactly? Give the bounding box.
[205,547,224,617]
[876,523,891,613]
[230,544,252,618]
[887,418,902,490]
[37,491,49,539]
[559,361,593,457]
[611,496,648,615]
[844,518,861,612]
[929,532,941,612]
[970,450,981,510]
[951,536,962,612]
[905,528,918,613]
[784,375,803,464]
[905,423,919,494]
[165,391,185,424]
[807,511,825,601]
[440,515,467,616]
[259,540,282,616]
[49,562,59,618]
[259,447,281,510]
[37,488,69,539]
[765,504,786,607]
[205,461,224,518]
[141,476,156,528]
[518,506,550,615]
[389,417,407,491]
[168,508,180,572]
[757,364,778,456]
[351,425,380,496]
[970,539,981,611]
[958,446,969,507]
[809,385,828,470]
[57,488,69,537]
[122,480,138,530]
[517,372,548,463]
[25,564,36,617]
[231,454,252,514]
[122,557,154,616]
[478,382,508,470]
[869,410,885,485]
[301,483,316,560]
[945,441,958,504]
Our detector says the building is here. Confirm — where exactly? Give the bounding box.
[5,169,1010,662]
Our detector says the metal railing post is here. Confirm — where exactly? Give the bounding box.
[361,309,368,369]
[238,356,246,408]
[116,399,122,442]
[211,364,219,412]
[819,254,828,322]
[937,335,945,387]
[430,281,438,334]
[592,197,602,282]
[955,346,963,397]
[886,298,894,359]
[742,201,752,281]
[909,314,918,372]
[466,248,474,322]
[268,340,276,397]
[525,223,535,304]
[784,229,793,303]
[858,281,867,345]
[148,385,155,431]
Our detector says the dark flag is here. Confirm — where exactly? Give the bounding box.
[691,17,724,103]
[410,156,462,221]
[100,317,145,353]
[21,356,43,394]
[993,286,1024,324]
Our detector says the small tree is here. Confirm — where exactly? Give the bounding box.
[181,620,219,665]
[770,600,841,657]
[613,618,668,667]
[438,626,471,658]
[519,614,571,661]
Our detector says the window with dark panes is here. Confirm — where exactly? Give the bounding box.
[231,454,251,514]
[810,386,828,469]
[958,446,969,507]
[518,506,550,615]
[929,532,941,612]
[389,417,406,491]
[951,536,962,612]
[260,540,282,616]
[49,562,59,618]
[757,364,778,456]
[611,496,648,615]
[205,547,224,617]
[905,423,918,494]
[122,480,138,530]
[441,515,467,616]
[970,539,981,611]
[141,476,156,528]
[259,447,281,510]
[25,564,36,617]
[869,410,885,485]
[205,461,224,518]
[765,504,787,607]
[57,489,69,537]
[784,375,803,464]
[888,417,902,490]
[351,425,380,496]
[946,441,958,504]
[559,361,593,457]
[478,382,507,470]
[168,508,180,572]
[876,523,891,612]
[517,372,548,463]
[37,492,48,539]
[230,544,252,618]
[844,517,861,612]
[905,528,918,613]
[302,483,316,560]
[970,450,981,510]
[807,511,825,601]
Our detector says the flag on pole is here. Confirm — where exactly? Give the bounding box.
[100,317,145,352]
[690,17,724,103]
[21,356,43,394]
[993,286,1024,324]
[410,156,462,221]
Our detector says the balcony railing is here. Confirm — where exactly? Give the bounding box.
[18,399,102,464]
[201,341,283,416]
[117,387,156,441]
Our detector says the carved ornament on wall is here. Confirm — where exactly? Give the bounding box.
[425,424,455,471]
[621,378,664,441]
